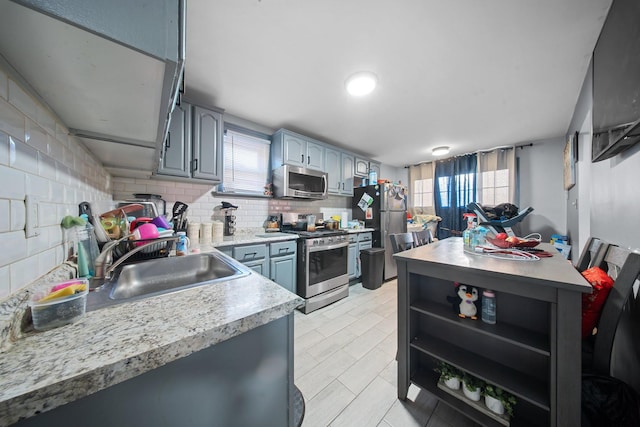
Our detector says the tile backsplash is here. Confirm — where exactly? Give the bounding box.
[112,177,352,230]
[0,62,112,300]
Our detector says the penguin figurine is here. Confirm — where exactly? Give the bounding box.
[447,282,480,320]
[457,284,479,319]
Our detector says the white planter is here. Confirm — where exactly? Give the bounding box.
[484,395,505,415]
[462,383,481,401]
[443,377,461,390]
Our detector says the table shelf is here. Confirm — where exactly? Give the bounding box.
[411,299,550,356]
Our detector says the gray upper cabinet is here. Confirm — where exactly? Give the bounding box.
[369,161,381,179]
[0,0,185,178]
[355,158,369,177]
[192,106,223,181]
[158,101,191,178]
[325,148,342,194]
[272,129,325,171]
[341,153,355,196]
[157,102,223,182]
[325,148,354,196]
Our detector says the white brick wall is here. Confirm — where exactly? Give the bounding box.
[0,64,112,300]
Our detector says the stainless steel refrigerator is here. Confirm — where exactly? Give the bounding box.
[352,183,407,280]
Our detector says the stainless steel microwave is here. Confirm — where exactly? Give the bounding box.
[272,165,328,199]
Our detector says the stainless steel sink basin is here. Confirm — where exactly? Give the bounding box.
[87,253,250,311]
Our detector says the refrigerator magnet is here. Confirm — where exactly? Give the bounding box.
[366,208,373,219]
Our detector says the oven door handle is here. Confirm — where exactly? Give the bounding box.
[308,241,349,252]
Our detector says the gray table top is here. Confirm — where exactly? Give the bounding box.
[394,237,591,294]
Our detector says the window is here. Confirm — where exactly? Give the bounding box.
[437,176,450,207]
[222,128,271,195]
[480,169,510,205]
[413,178,433,208]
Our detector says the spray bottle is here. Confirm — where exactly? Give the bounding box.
[462,213,477,249]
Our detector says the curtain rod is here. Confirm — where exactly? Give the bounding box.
[404,143,533,168]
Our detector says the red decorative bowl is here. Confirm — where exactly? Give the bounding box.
[486,236,541,249]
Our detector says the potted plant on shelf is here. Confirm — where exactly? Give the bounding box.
[462,373,484,401]
[434,361,463,390]
[483,384,517,417]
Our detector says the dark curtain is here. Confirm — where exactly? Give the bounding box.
[434,154,477,239]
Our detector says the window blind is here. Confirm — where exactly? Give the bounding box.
[223,129,271,194]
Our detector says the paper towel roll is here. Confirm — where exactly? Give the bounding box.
[341,211,349,229]
[212,220,224,243]
[200,223,212,246]
[187,222,201,246]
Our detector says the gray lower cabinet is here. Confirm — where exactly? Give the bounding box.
[156,102,223,182]
[348,234,358,280]
[221,241,297,291]
[233,244,268,275]
[269,241,297,293]
[15,315,295,427]
[348,232,373,280]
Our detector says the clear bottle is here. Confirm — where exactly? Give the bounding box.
[77,214,100,277]
[482,289,497,324]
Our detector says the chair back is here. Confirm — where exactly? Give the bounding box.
[576,237,609,272]
[389,233,415,254]
[412,229,433,247]
[592,246,640,375]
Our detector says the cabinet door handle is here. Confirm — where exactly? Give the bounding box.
[165,132,171,151]
[191,158,198,172]
[307,155,310,164]
[301,154,304,163]
[342,182,345,190]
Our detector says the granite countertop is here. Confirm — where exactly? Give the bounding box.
[206,228,374,249]
[0,251,303,426]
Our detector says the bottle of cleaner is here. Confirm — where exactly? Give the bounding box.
[462,213,476,249]
[482,289,497,324]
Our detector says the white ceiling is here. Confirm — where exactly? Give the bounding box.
[184,0,611,167]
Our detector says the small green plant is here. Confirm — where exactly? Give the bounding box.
[462,372,485,391]
[483,384,518,417]
[434,361,462,381]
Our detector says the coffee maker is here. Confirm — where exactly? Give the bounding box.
[220,201,238,236]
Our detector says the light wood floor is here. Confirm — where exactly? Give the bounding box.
[294,280,482,427]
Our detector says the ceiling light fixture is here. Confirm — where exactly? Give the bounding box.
[345,71,377,96]
[432,146,450,156]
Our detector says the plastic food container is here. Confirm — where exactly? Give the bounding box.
[28,279,89,331]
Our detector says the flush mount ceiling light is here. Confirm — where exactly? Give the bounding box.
[345,71,377,96]
[432,146,450,156]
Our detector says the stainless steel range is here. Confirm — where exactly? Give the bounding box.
[281,213,349,314]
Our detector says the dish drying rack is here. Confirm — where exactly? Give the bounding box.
[112,236,178,263]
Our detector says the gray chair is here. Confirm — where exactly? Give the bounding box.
[412,228,433,247]
[389,233,415,254]
[588,245,640,376]
[575,237,609,272]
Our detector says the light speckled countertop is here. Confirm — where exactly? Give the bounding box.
[0,248,303,426]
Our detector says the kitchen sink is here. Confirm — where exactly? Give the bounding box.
[87,253,250,311]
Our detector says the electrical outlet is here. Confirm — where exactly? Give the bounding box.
[25,195,40,238]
